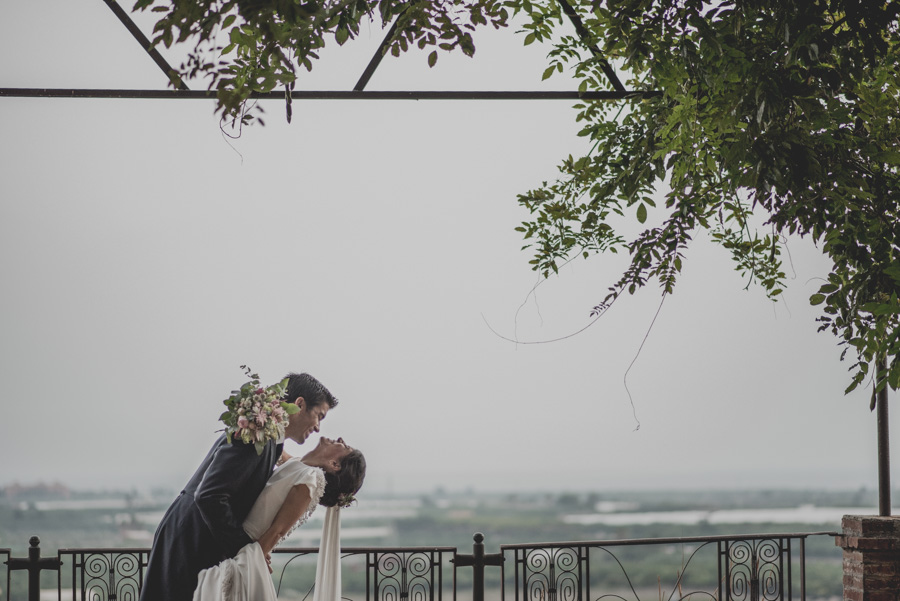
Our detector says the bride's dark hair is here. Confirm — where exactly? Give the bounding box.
[320,449,366,507]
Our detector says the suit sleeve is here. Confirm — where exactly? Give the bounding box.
[193,440,263,558]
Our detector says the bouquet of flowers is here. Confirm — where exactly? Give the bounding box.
[220,365,299,455]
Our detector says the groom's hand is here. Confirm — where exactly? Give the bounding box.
[265,551,273,574]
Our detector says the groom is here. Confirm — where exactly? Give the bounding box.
[139,372,338,601]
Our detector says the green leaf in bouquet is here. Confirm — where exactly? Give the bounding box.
[281,401,300,415]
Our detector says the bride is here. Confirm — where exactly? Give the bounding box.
[193,436,366,601]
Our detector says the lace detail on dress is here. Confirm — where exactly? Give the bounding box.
[220,558,236,601]
[278,466,326,546]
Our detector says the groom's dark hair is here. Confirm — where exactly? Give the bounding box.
[283,373,338,410]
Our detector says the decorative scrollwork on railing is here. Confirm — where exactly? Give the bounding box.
[727,542,753,601]
[520,546,583,601]
[63,550,148,601]
[757,540,783,601]
[271,547,449,601]
[82,552,113,601]
[374,551,441,601]
[112,552,143,601]
[406,551,436,601]
[723,538,787,601]
[376,552,405,601]
[505,536,801,601]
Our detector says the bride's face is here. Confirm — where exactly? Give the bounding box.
[317,437,353,472]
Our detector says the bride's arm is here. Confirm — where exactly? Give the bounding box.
[256,483,312,555]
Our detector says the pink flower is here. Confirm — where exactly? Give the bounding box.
[256,413,266,427]
[237,416,250,429]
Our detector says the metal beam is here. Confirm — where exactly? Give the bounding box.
[101,0,189,90]
[556,0,625,92]
[0,88,660,100]
[354,15,404,91]
[355,1,628,94]
[92,0,636,102]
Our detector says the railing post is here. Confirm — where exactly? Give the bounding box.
[876,357,891,517]
[750,543,758,601]
[4,536,62,601]
[454,533,504,601]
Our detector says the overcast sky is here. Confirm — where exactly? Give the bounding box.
[1,0,895,500]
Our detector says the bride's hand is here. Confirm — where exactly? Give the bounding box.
[276,450,293,467]
[265,551,273,574]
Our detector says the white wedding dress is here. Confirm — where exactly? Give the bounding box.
[193,459,326,601]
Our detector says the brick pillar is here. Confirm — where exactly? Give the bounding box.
[836,515,900,601]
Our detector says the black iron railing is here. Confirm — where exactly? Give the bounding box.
[1,532,839,601]
[501,533,838,601]
[271,546,457,601]
[59,548,149,601]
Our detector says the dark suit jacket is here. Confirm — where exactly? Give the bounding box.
[139,435,282,601]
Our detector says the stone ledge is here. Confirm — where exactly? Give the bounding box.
[837,535,900,551]
[841,515,900,538]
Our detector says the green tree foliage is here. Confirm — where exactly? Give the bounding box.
[514,0,900,396]
[132,0,509,123]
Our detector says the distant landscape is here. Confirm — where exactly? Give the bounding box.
[2,483,880,600]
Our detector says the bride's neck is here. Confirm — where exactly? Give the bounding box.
[301,451,329,470]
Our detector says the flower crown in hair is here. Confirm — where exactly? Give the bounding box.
[336,492,357,508]
[220,365,300,455]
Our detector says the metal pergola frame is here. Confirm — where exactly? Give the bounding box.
[0,0,660,102]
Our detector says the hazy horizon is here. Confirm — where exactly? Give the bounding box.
[2,464,886,497]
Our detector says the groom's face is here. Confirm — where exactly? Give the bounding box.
[288,399,330,444]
